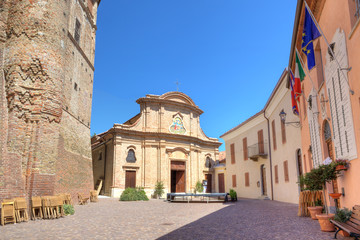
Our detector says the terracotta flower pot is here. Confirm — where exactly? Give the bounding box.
[329,193,342,199]
[339,230,350,237]
[335,165,347,171]
[308,206,323,220]
[316,214,335,232]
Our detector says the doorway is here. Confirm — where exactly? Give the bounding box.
[171,161,186,193]
[205,174,212,193]
[218,173,225,193]
[260,165,267,196]
[125,171,136,189]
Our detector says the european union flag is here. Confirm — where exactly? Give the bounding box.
[301,6,321,70]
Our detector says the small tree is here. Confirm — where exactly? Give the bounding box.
[154,181,165,199]
[194,181,203,193]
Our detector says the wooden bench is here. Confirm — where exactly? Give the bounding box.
[331,205,360,240]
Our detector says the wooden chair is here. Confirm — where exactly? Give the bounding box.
[14,197,29,222]
[64,193,72,205]
[78,193,89,205]
[31,196,43,220]
[41,196,53,219]
[90,190,98,202]
[1,199,16,226]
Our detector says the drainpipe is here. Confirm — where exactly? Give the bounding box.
[264,112,274,201]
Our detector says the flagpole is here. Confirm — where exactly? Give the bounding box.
[303,0,354,95]
[295,48,317,95]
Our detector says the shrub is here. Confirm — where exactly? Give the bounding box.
[194,181,203,193]
[63,204,75,215]
[120,187,149,201]
[334,208,352,222]
[302,164,338,191]
[229,189,237,200]
[154,181,165,199]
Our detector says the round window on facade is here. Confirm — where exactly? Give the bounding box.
[126,149,136,163]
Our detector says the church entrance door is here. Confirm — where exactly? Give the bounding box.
[125,171,136,189]
[218,173,225,193]
[205,174,212,193]
[171,161,186,192]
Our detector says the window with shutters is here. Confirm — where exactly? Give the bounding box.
[243,137,248,160]
[281,117,286,144]
[230,143,235,164]
[74,18,81,44]
[274,165,279,184]
[315,43,324,89]
[272,120,277,150]
[126,149,136,163]
[232,174,236,188]
[283,160,289,182]
[245,172,249,187]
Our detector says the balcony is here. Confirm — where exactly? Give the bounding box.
[248,142,268,161]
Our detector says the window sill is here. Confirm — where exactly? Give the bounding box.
[349,17,360,39]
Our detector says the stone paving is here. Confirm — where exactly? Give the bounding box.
[0,198,351,240]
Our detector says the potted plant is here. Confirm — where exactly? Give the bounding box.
[229,189,237,202]
[334,208,352,237]
[302,163,339,231]
[194,181,203,194]
[301,169,325,220]
[334,159,349,171]
[153,181,165,199]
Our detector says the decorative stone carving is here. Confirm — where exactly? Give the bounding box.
[4,58,62,122]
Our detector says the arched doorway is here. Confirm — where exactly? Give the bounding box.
[260,164,267,196]
[296,149,303,192]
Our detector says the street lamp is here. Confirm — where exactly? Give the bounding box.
[279,110,301,128]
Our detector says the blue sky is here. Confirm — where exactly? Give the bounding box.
[91,1,297,151]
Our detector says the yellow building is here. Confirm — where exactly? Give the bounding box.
[91,92,221,198]
[221,70,302,204]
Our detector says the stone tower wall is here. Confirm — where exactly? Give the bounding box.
[0,0,99,202]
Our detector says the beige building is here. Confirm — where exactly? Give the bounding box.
[220,70,302,204]
[91,92,221,197]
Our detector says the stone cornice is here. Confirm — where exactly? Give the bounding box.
[108,127,221,148]
[136,98,203,115]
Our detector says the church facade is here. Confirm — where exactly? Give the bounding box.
[91,92,221,197]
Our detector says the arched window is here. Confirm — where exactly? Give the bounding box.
[324,121,332,141]
[205,157,212,168]
[126,149,136,163]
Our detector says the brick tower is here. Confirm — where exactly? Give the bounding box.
[0,0,100,201]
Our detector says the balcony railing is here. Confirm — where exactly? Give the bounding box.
[248,142,268,161]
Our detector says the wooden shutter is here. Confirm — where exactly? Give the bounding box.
[258,130,264,154]
[245,172,249,187]
[230,143,235,164]
[272,120,277,150]
[125,171,136,189]
[243,137,248,160]
[284,160,289,182]
[274,165,279,184]
[218,173,225,193]
[232,174,236,188]
[281,119,286,144]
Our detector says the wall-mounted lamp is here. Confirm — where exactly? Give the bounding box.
[279,110,301,128]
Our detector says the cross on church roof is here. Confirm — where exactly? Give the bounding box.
[175,80,180,92]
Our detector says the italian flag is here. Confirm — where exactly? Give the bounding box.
[294,52,305,101]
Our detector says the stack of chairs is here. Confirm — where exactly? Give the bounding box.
[49,196,65,218]
[31,196,43,220]
[78,193,89,205]
[1,199,16,226]
[14,198,29,222]
[90,190,98,202]
[41,196,53,219]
